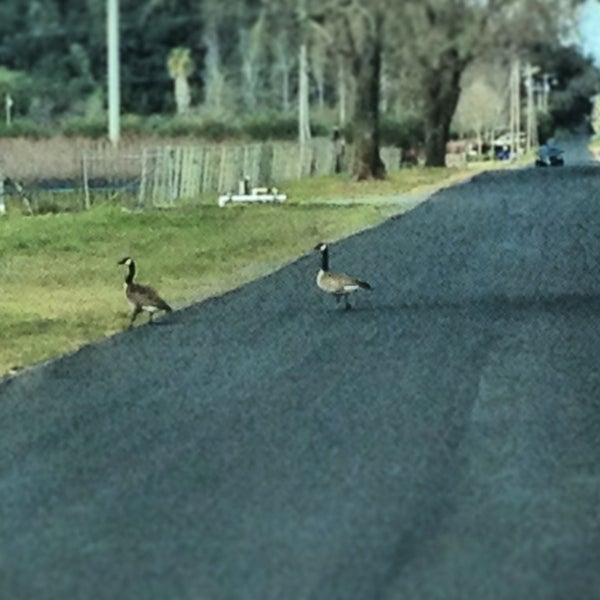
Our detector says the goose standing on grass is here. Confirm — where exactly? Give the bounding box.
[314,242,372,310]
[118,257,172,327]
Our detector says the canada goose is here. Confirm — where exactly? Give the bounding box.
[314,242,372,310]
[117,257,172,326]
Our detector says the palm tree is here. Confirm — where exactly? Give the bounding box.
[167,47,194,115]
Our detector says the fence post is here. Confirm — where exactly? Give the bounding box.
[0,169,5,215]
[82,152,91,210]
[217,145,226,192]
[138,148,148,207]
[202,147,211,193]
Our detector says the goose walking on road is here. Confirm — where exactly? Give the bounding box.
[118,257,172,327]
[314,242,372,310]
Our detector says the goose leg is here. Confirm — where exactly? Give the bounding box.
[344,295,352,311]
[129,306,142,328]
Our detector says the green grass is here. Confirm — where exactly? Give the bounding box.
[0,202,384,375]
[0,164,497,376]
[285,168,460,201]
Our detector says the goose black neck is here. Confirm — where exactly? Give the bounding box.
[125,261,136,284]
[320,247,329,271]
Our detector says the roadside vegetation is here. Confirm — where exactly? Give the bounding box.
[1,165,496,376]
[589,135,600,160]
[1,0,595,376]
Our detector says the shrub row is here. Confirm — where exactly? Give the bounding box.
[0,113,423,147]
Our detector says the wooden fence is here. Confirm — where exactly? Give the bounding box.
[81,138,403,207]
[0,164,5,215]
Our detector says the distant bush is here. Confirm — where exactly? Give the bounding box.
[194,119,238,141]
[241,113,330,141]
[379,115,425,148]
[62,117,106,138]
[141,115,237,140]
[241,114,298,140]
[120,113,146,136]
[0,112,425,148]
[0,118,52,138]
[340,115,425,149]
[308,119,330,138]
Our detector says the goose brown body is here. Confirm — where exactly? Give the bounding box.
[314,243,371,309]
[118,257,172,326]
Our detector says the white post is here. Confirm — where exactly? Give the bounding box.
[107,0,120,146]
[5,94,13,126]
[82,153,91,210]
[525,63,535,153]
[338,60,347,127]
[138,148,147,206]
[0,173,5,215]
[298,43,311,144]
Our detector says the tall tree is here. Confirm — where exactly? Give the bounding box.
[398,1,479,166]
[240,16,265,112]
[322,0,386,179]
[346,8,386,179]
[318,0,584,173]
[395,0,585,165]
[452,61,511,152]
[529,42,600,131]
[167,47,194,115]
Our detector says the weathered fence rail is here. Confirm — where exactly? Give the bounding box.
[0,163,5,215]
[130,139,402,206]
[3,138,401,210]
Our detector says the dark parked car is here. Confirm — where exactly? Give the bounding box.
[535,143,564,167]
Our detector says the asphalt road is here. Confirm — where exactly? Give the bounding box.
[1,144,600,599]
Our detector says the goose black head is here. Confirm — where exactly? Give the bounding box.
[314,242,328,252]
[118,257,133,266]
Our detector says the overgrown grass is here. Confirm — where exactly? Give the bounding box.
[0,163,500,376]
[284,167,472,201]
[0,201,385,375]
[589,136,600,161]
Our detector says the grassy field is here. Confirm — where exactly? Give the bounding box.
[0,164,498,376]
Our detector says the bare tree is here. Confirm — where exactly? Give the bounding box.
[192,0,583,171]
[273,30,295,112]
[240,23,262,112]
[202,19,226,116]
[452,61,510,153]
[390,0,584,166]
[310,31,330,112]
[200,0,245,118]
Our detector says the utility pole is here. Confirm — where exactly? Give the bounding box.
[298,43,311,144]
[542,73,550,112]
[509,57,521,158]
[297,0,311,145]
[525,63,539,153]
[107,0,120,146]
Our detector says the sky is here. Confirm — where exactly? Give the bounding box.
[578,0,600,65]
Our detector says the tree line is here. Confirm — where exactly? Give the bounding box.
[0,0,598,177]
